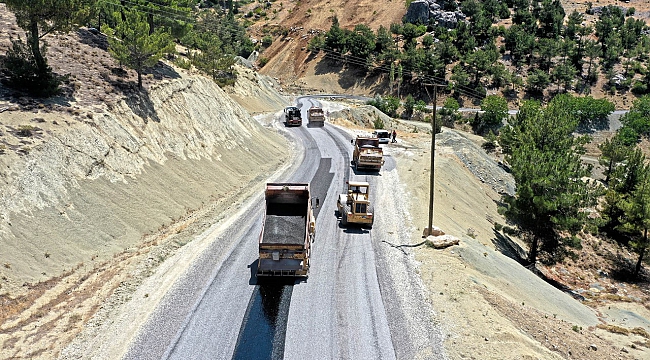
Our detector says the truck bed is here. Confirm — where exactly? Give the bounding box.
[261,203,307,245]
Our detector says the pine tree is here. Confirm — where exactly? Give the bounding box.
[599,134,630,184]
[616,158,650,278]
[4,0,84,95]
[500,98,594,264]
[105,10,175,88]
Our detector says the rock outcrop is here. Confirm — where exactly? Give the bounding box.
[404,0,466,28]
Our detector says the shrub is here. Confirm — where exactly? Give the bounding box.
[261,35,273,48]
[482,130,498,152]
[3,38,62,97]
[632,81,648,95]
[307,34,325,53]
[258,57,269,67]
[564,235,582,250]
[373,116,384,129]
[17,125,35,137]
[438,97,461,127]
[173,57,192,70]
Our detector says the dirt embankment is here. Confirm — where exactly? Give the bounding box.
[0,70,291,358]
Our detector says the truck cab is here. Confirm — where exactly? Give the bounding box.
[284,106,302,126]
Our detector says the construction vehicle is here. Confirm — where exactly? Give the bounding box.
[257,183,315,277]
[337,181,374,228]
[352,136,384,172]
[307,106,325,126]
[284,106,302,126]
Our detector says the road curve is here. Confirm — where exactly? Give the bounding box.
[123,97,445,359]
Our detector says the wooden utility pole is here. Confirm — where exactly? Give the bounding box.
[423,83,441,235]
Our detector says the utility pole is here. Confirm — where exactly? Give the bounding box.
[423,83,441,236]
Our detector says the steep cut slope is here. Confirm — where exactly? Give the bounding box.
[0,73,289,293]
[0,71,292,359]
[255,0,405,87]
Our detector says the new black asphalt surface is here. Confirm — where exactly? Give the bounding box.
[123,98,445,360]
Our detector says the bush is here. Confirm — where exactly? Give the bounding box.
[307,34,325,53]
[3,38,62,97]
[16,125,35,137]
[632,81,648,95]
[173,57,192,70]
[367,95,400,117]
[438,97,461,127]
[373,116,385,129]
[482,130,498,152]
[261,35,273,48]
[480,95,508,130]
[258,57,269,67]
[564,235,582,249]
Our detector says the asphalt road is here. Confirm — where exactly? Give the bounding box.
[123,98,444,360]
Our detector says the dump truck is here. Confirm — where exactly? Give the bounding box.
[307,106,325,126]
[337,181,374,228]
[284,106,302,126]
[352,136,384,171]
[257,183,315,277]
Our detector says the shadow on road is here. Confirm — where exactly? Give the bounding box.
[233,280,294,360]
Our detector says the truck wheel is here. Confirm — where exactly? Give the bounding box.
[354,162,358,172]
[367,205,374,229]
[341,205,349,226]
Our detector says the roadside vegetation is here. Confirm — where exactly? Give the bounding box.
[1,0,261,95]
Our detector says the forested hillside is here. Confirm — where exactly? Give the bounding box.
[263,0,650,107]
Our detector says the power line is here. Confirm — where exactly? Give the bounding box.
[92,0,490,100]
[315,45,487,100]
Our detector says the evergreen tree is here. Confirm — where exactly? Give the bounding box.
[325,16,348,54]
[599,134,631,185]
[438,97,461,127]
[105,10,175,88]
[500,98,593,264]
[525,69,551,95]
[403,94,415,119]
[617,164,650,278]
[603,147,646,233]
[4,0,85,95]
[375,25,397,63]
[584,40,602,83]
[564,10,584,39]
[476,95,508,133]
[621,95,650,138]
[536,0,564,38]
[504,24,535,66]
[348,24,376,69]
[534,38,558,73]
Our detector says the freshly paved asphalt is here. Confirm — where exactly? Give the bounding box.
[123,98,444,360]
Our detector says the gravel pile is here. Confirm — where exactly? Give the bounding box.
[262,203,307,245]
